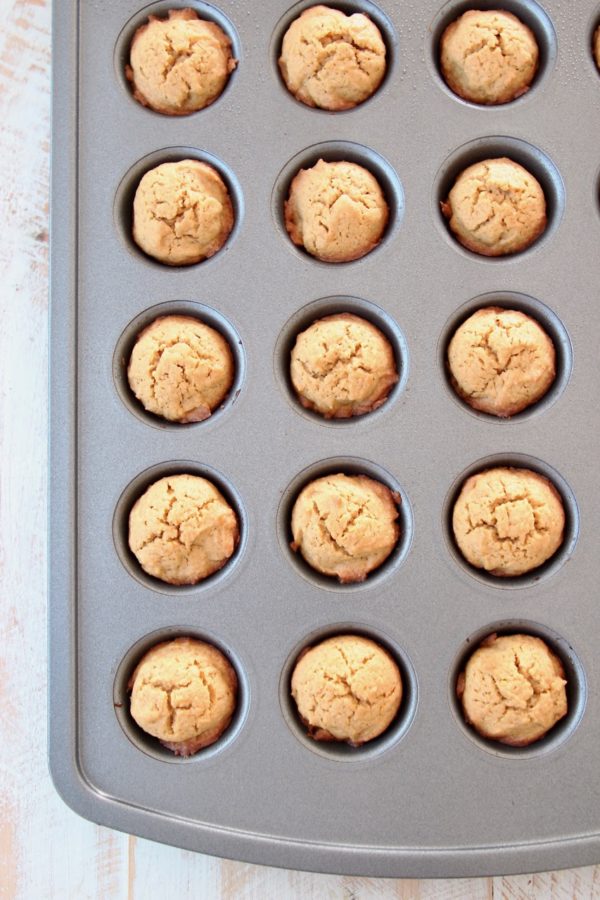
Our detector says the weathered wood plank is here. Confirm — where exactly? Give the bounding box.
[0,2,130,899]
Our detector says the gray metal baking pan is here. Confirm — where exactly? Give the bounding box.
[50,0,600,877]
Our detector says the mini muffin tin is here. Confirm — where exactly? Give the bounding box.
[50,0,600,877]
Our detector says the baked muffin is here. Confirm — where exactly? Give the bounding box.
[291,634,402,745]
[133,160,234,266]
[127,315,234,423]
[447,307,556,417]
[594,26,600,70]
[291,472,400,583]
[457,633,567,746]
[441,157,546,257]
[285,159,389,262]
[128,474,239,585]
[129,637,237,756]
[440,10,539,105]
[291,313,398,418]
[452,466,565,577]
[126,9,236,115]
[279,5,386,110]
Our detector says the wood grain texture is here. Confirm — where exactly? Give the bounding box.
[0,0,598,897]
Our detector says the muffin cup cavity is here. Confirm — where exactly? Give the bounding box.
[277,457,413,592]
[433,136,564,262]
[114,2,241,115]
[113,300,246,430]
[279,623,418,761]
[427,0,557,108]
[271,0,398,113]
[113,460,247,595]
[449,621,586,759]
[273,141,403,265]
[114,147,243,268]
[114,627,249,763]
[443,453,579,590]
[438,292,572,423]
[275,296,408,426]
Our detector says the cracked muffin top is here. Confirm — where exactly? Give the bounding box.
[278,5,386,110]
[127,315,235,423]
[457,633,567,746]
[440,10,539,106]
[132,159,234,266]
[285,158,389,262]
[290,313,398,418]
[291,634,402,744]
[447,307,556,417]
[290,472,401,583]
[129,637,238,756]
[452,466,565,577]
[126,8,236,115]
[441,157,546,257]
[128,474,239,585]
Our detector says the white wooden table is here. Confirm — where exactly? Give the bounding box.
[2,2,599,896]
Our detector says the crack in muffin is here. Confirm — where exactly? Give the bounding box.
[291,313,398,418]
[127,315,235,423]
[291,472,400,582]
[457,633,567,746]
[129,637,238,755]
[452,466,565,577]
[440,10,539,105]
[126,9,236,115]
[447,307,556,417]
[285,158,389,262]
[441,157,546,256]
[291,634,402,744]
[279,5,386,110]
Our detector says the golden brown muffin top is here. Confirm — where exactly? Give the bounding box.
[127,9,236,115]
[452,466,565,577]
[291,634,402,744]
[458,633,567,746]
[285,159,389,262]
[291,313,398,418]
[441,157,546,257]
[447,307,556,417]
[128,315,234,423]
[128,474,239,585]
[291,472,400,583]
[279,5,386,110]
[133,160,234,266]
[129,637,237,755]
[440,10,538,105]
